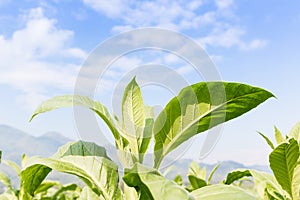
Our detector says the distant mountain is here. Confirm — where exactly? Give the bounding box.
[0,125,71,163]
[0,124,75,190]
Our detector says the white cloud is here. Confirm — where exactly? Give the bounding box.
[0,7,87,110]
[215,0,234,10]
[198,27,267,50]
[83,0,266,51]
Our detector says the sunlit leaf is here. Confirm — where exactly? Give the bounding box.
[269,139,299,198]
[154,82,274,168]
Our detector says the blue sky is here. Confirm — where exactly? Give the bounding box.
[1,0,300,165]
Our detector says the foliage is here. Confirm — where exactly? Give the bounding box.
[0,78,274,199]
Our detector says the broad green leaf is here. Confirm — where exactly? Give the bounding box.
[188,161,207,190]
[207,163,220,185]
[258,132,275,149]
[224,169,251,185]
[78,187,101,200]
[20,164,52,199]
[123,163,193,200]
[191,184,256,200]
[250,170,286,199]
[30,95,127,149]
[21,156,121,200]
[269,139,299,199]
[275,126,285,145]
[154,82,274,167]
[52,140,109,159]
[121,77,153,163]
[288,121,300,143]
[20,141,121,200]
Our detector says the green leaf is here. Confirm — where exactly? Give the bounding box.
[52,183,81,199]
[173,174,183,186]
[250,170,286,199]
[34,181,60,195]
[20,164,52,198]
[288,121,300,143]
[20,141,121,200]
[188,161,207,190]
[0,191,18,200]
[78,187,101,200]
[30,95,127,149]
[52,140,109,159]
[0,170,12,190]
[154,82,274,168]
[292,164,300,199]
[188,176,207,191]
[123,163,193,200]
[269,139,299,199]
[21,156,120,200]
[3,160,21,176]
[207,163,220,185]
[258,132,275,149]
[121,77,153,163]
[190,184,256,200]
[188,161,206,180]
[275,126,285,145]
[224,169,251,185]
[264,183,286,200]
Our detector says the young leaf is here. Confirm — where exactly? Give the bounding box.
[288,121,300,142]
[258,132,275,149]
[0,170,12,190]
[30,95,127,149]
[123,163,193,200]
[207,163,220,185]
[188,161,207,190]
[274,126,285,145]
[121,77,153,163]
[188,176,207,191]
[269,138,299,199]
[173,174,183,186]
[154,82,274,168]
[190,184,256,200]
[224,169,251,185]
[264,183,286,200]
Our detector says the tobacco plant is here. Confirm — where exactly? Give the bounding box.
[0,78,274,199]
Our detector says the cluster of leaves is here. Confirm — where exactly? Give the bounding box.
[0,78,275,199]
